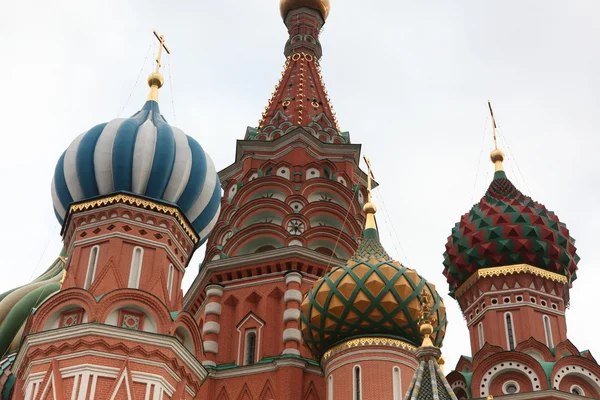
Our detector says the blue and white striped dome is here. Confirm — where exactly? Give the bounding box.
[51,100,221,245]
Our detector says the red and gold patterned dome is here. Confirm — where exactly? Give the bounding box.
[280,0,330,20]
[443,151,580,297]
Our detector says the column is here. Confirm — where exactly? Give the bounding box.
[202,284,224,367]
[282,271,303,355]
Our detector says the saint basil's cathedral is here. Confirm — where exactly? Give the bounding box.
[0,1,594,399]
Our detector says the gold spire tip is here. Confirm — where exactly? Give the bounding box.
[487,101,505,172]
[418,289,435,348]
[362,156,377,230]
[147,30,170,102]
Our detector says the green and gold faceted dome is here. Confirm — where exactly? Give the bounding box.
[300,202,448,359]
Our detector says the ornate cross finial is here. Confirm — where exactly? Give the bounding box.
[488,101,505,172]
[363,155,375,203]
[152,30,170,74]
[147,30,171,102]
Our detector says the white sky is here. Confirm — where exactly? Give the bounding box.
[1,0,598,371]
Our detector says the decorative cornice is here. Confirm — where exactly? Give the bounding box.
[65,193,199,245]
[455,264,568,298]
[321,337,416,362]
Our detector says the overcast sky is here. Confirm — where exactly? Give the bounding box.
[1,0,598,371]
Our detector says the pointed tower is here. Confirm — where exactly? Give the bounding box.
[183,2,374,399]
[9,32,220,399]
[299,164,448,400]
[443,105,600,399]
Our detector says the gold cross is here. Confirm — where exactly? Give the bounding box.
[363,155,375,203]
[488,100,498,150]
[152,30,171,74]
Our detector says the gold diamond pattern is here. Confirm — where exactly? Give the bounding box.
[380,291,399,313]
[405,268,421,287]
[369,308,384,321]
[352,263,370,279]
[379,264,398,281]
[346,311,359,323]
[393,310,409,325]
[327,294,345,318]
[329,267,345,283]
[315,281,330,306]
[337,273,356,300]
[310,307,322,326]
[393,275,413,300]
[364,272,386,297]
[406,296,421,320]
[353,290,371,312]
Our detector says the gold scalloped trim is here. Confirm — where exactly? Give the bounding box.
[68,194,199,244]
[322,337,416,361]
[455,264,568,298]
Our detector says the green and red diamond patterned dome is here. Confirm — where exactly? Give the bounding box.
[443,169,579,298]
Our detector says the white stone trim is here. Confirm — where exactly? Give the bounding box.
[283,308,301,323]
[502,380,521,394]
[205,302,222,316]
[282,328,302,344]
[554,365,600,393]
[282,348,301,356]
[285,272,303,286]
[207,357,323,379]
[543,314,554,348]
[202,360,216,367]
[284,289,303,304]
[353,365,363,400]
[205,285,224,298]
[203,340,219,354]
[13,323,207,381]
[324,349,418,376]
[504,311,516,350]
[480,361,540,397]
[203,321,221,335]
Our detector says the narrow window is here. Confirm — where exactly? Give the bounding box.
[128,247,144,289]
[244,330,257,365]
[543,315,554,348]
[328,375,334,400]
[478,322,485,349]
[505,313,515,350]
[353,365,362,400]
[84,245,99,289]
[393,367,401,400]
[167,264,174,300]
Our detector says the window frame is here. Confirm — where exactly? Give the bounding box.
[84,245,100,290]
[128,246,144,289]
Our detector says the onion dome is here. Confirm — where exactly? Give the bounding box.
[0,354,16,400]
[443,149,579,297]
[300,197,448,359]
[51,56,221,245]
[0,249,66,357]
[280,0,330,20]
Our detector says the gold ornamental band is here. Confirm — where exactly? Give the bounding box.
[455,264,568,298]
[68,194,199,244]
[322,336,416,362]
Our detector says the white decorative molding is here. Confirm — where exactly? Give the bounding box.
[205,302,222,316]
[480,361,540,397]
[13,323,207,381]
[203,340,219,354]
[203,321,221,335]
[285,272,303,286]
[282,348,301,356]
[553,365,600,393]
[202,360,216,367]
[284,289,302,304]
[282,328,302,344]
[283,309,301,323]
[205,285,224,298]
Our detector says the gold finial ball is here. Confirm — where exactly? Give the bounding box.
[490,149,505,164]
[147,72,164,89]
[420,322,434,337]
[280,0,330,21]
[363,202,377,214]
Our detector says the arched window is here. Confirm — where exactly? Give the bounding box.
[353,365,362,400]
[328,375,333,400]
[167,264,174,300]
[505,312,516,350]
[84,245,99,290]
[128,247,144,289]
[543,315,554,348]
[478,322,485,349]
[392,367,401,400]
[244,330,257,365]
